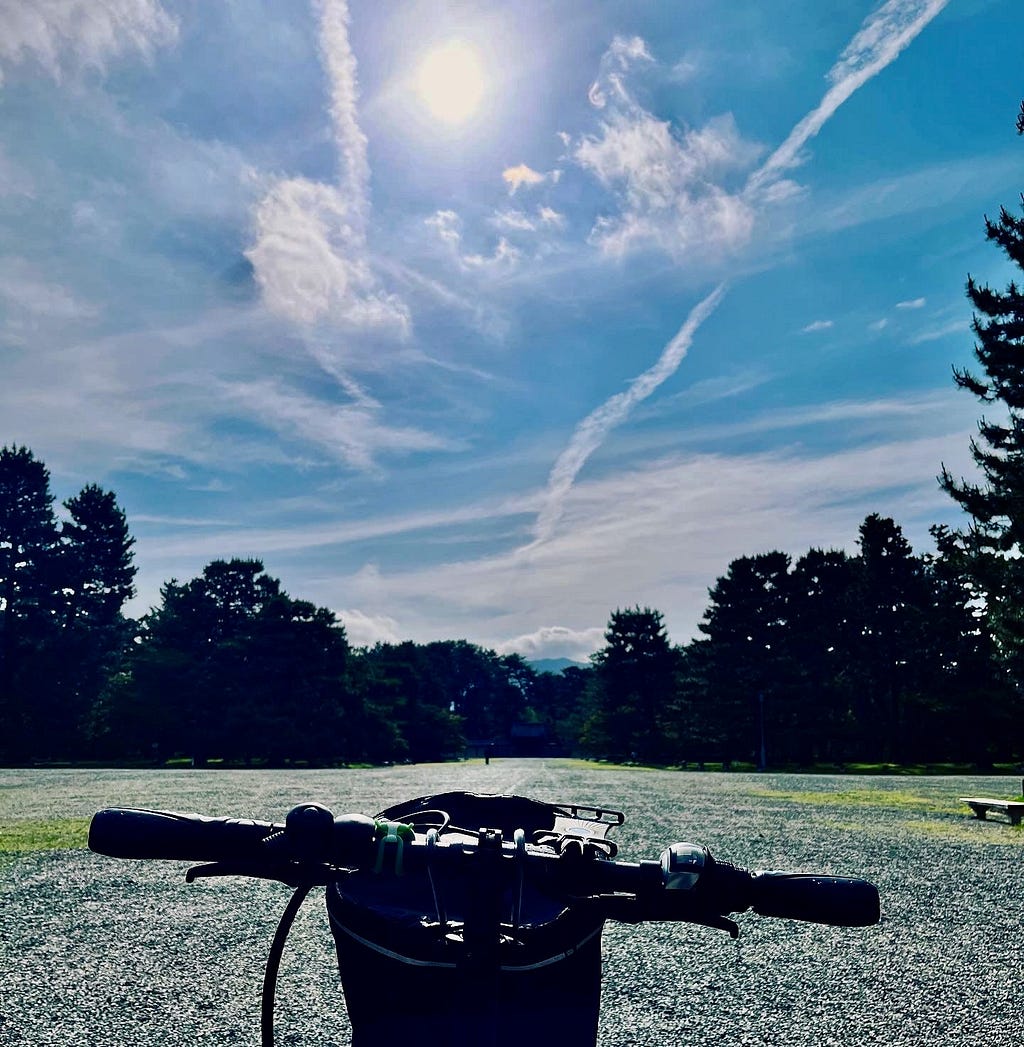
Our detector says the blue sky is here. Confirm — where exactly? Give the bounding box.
[1,0,1021,659]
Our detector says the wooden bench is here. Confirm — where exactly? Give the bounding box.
[959,797,1024,826]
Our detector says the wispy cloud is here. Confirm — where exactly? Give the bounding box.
[0,257,100,329]
[748,0,950,193]
[897,297,927,309]
[224,378,456,472]
[574,104,760,258]
[491,209,538,232]
[0,0,177,87]
[327,415,976,651]
[801,319,834,333]
[908,318,971,344]
[246,0,407,333]
[426,209,522,271]
[531,284,727,544]
[538,206,565,228]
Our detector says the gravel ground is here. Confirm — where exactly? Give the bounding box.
[1,761,1022,1046]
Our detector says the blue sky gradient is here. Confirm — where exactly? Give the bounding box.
[2,0,1021,659]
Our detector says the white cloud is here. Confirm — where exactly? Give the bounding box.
[569,2,950,261]
[464,237,521,270]
[587,34,653,109]
[426,210,522,271]
[224,378,455,472]
[531,284,726,544]
[424,209,463,248]
[0,0,177,87]
[502,163,547,194]
[495,625,604,662]
[247,177,409,332]
[246,0,408,334]
[573,61,761,259]
[908,318,970,345]
[337,608,401,647]
[330,410,976,650]
[869,318,889,331]
[896,297,927,309]
[0,257,99,327]
[133,490,538,564]
[801,319,834,333]
[489,206,566,236]
[491,209,537,232]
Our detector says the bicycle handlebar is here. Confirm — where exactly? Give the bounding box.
[88,806,880,929]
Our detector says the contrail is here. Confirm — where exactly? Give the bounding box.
[748,0,950,193]
[530,284,727,545]
[314,0,370,228]
[530,0,951,546]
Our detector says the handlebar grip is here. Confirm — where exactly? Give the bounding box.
[750,872,880,926]
[89,808,278,861]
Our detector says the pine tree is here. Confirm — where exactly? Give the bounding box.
[0,446,60,758]
[849,515,927,763]
[583,607,678,763]
[698,552,792,766]
[940,103,1024,679]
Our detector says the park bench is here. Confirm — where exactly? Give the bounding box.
[959,797,1024,826]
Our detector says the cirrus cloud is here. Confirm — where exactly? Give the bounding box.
[0,0,177,87]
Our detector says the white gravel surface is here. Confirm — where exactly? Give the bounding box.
[2,761,1022,1046]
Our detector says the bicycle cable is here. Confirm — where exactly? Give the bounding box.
[261,883,314,1047]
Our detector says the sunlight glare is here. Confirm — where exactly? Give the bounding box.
[416,41,486,125]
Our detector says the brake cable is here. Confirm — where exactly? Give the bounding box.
[261,883,314,1047]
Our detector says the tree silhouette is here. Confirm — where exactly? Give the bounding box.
[105,559,353,764]
[849,515,927,763]
[940,118,1024,684]
[698,552,792,766]
[0,447,59,757]
[582,606,678,762]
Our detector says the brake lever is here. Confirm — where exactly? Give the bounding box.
[598,893,741,939]
[185,861,330,888]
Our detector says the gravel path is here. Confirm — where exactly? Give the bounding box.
[2,762,1022,1045]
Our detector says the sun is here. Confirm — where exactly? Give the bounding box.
[415,41,486,125]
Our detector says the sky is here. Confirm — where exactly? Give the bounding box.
[1,0,1022,661]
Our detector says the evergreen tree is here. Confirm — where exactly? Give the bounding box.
[697,552,792,766]
[0,447,60,758]
[582,607,678,763]
[106,559,355,764]
[849,514,928,763]
[940,115,1024,688]
[914,526,1013,765]
[786,548,859,763]
[360,641,464,762]
[532,663,591,753]
[52,484,137,756]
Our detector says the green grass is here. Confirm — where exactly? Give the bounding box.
[745,786,964,815]
[0,817,91,854]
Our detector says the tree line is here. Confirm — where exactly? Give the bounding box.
[0,448,1018,769]
[3,105,1024,769]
